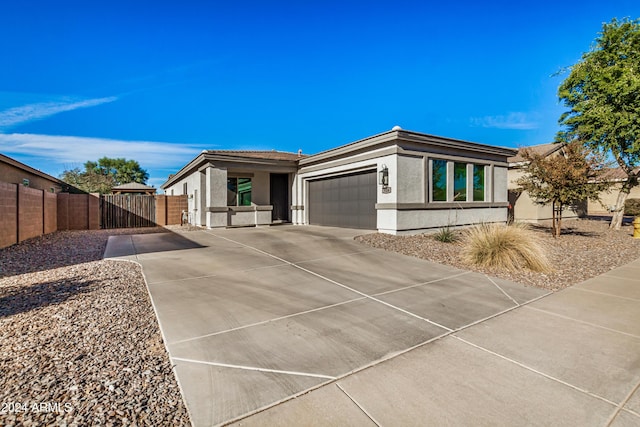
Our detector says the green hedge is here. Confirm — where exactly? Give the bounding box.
[625,198,640,216]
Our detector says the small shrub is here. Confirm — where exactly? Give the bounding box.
[461,223,551,272]
[433,227,458,243]
[624,198,640,216]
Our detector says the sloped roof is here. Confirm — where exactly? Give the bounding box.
[597,167,640,182]
[508,143,565,163]
[161,150,303,189]
[112,182,156,190]
[204,150,305,161]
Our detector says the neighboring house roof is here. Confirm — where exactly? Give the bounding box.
[507,143,565,164]
[597,167,640,182]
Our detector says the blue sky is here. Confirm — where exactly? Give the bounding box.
[1,1,638,189]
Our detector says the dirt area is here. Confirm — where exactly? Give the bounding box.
[0,227,191,426]
[356,218,640,290]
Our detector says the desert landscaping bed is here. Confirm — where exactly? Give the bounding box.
[0,228,190,426]
[357,218,640,290]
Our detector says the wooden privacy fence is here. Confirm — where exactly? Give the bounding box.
[99,194,187,229]
[100,194,156,228]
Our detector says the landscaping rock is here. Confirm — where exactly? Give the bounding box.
[356,218,640,290]
[0,228,190,426]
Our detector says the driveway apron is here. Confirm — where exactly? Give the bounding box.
[105,225,548,426]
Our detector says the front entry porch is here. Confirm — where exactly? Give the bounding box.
[200,164,294,229]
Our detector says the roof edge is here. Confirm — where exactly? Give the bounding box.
[160,151,302,189]
[299,129,517,166]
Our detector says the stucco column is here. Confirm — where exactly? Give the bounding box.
[205,166,228,228]
[197,170,207,226]
[291,173,302,224]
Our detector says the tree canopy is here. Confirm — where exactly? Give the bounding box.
[60,157,149,194]
[516,142,609,237]
[557,17,640,229]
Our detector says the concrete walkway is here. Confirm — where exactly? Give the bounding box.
[105,226,640,426]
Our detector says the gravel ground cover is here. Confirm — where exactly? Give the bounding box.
[0,227,191,426]
[356,218,640,290]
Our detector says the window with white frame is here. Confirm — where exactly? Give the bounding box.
[431,159,447,201]
[473,164,485,201]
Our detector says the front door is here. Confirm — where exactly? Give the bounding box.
[270,173,289,222]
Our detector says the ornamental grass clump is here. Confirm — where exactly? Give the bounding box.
[461,223,551,272]
[433,227,458,243]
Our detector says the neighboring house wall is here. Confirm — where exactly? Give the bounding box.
[588,184,640,215]
[507,143,586,223]
[0,154,66,192]
[507,168,582,222]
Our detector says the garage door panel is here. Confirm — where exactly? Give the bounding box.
[308,170,376,230]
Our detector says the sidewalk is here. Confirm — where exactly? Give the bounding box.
[232,258,640,426]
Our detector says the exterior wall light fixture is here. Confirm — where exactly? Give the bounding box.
[379,165,389,186]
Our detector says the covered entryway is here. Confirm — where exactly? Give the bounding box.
[308,170,377,229]
[270,173,289,222]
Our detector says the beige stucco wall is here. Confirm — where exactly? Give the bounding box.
[508,168,582,222]
[588,183,640,214]
[0,162,63,192]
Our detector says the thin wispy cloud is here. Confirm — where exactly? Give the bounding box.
[0,133,208,170]
[0,96,117,130]
[471,112,539,130]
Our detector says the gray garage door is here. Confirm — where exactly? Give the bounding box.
[308,170,377,229]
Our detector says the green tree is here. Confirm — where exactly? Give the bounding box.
[516,142,610,237]
[557,17,640,230]
[60,157,149,194]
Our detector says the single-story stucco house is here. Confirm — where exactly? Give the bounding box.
[161,128,517,235]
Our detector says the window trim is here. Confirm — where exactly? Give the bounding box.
[430,159,448,202]
[227,177,252,206]
[429,159,489,203]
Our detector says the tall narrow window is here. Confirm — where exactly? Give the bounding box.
[453,163,467,201]
[227,178,252,206]
[237,178,252,206]
[432,159,447,201]
[183,182,188,195]
[227,178,237,206]
[473,165,485,201]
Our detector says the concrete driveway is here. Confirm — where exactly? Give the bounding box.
[103,225,640,426]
